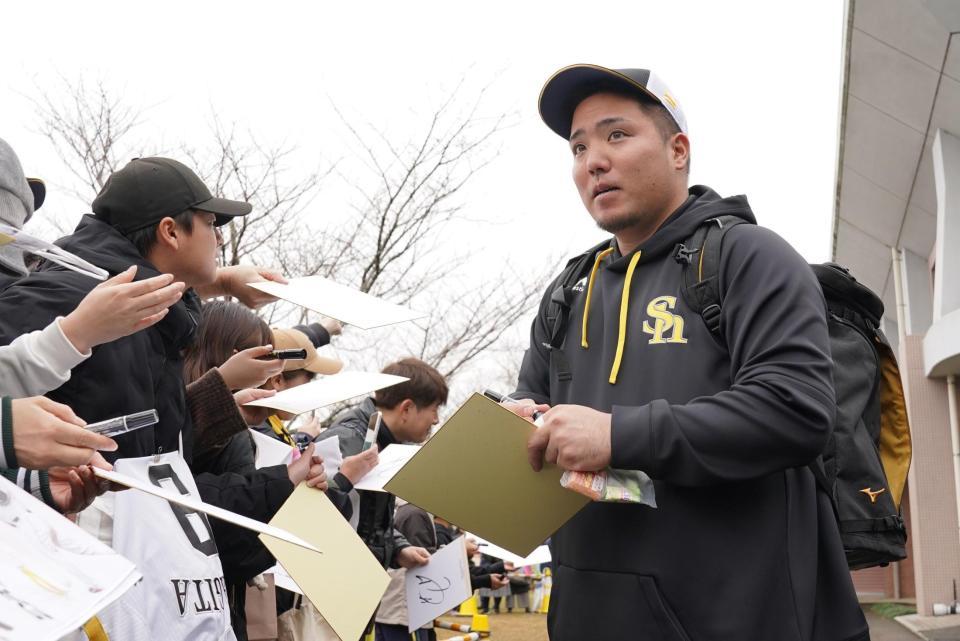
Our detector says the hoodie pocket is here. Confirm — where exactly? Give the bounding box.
[552,566,691,641]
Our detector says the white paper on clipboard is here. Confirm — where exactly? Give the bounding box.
[247,275,425,329]
[243,371,408,415]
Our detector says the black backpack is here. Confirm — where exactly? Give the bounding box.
[545,217,913,570]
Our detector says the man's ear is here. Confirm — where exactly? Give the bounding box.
[399,398,415,416]
[267,373,284,391]
[154,216,181,251]
[671,132,690,172]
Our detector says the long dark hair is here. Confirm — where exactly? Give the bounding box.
[182,300,271,385]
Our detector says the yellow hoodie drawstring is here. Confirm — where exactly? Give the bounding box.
[581,248,615,348]
[578,247,643,385]
[609,251,643,384]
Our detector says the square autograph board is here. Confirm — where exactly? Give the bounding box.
[385,393,589,557]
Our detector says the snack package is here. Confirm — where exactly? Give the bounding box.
[560,468,657,506]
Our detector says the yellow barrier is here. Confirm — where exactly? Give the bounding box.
[457,593,480,616]
[538,568,552,614]
[471,613,490,637]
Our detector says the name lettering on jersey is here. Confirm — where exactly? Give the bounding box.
[171,576,227,617]
[642,296,688,344]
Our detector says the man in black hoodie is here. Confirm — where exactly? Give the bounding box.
[510,65,868,640]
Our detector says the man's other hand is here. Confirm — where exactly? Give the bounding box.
[501,398,550,422]
[397,546,431,568]
[217,345,284,390]
[339,446,379,485]
[489,573,509,590]
[527,404,612,473]
[48,464,102,514]
[12,397,116,469]
[234,388,276,426]
[204,265,287,309]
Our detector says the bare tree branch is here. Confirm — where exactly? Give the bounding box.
[31,75,143,200]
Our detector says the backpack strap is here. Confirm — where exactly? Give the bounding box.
[545,240,611,382]
[676,215,747,336]
[676,217,845,512]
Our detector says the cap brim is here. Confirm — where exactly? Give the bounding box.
[193,197,252,226]
[538,64,660,139]
[304,355,343,375]
[27,178,45,211]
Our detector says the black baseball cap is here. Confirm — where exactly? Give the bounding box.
[92,157,252,234]
[27,178,45,211]
[539,64,688,140]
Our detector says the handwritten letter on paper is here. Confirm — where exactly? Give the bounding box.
[404,536,471,631]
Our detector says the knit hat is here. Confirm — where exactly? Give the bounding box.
[0,139,41,277]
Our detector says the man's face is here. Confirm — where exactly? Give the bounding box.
[175,211,222,288]
[569,92,682,235]
[268,370,313,421]
[397,400,441,444]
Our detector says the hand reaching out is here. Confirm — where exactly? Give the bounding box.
[60,266,185,353]
[12,396,117,469]
[217,345,284,390]
[339,446,379,485]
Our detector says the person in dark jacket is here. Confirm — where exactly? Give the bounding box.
[318,357,448,571]
[465,538,507,592]
[507,65,868,641]
[0,157,326,538]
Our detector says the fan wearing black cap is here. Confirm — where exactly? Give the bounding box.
[504,66,867,640]
[0,142,191,513]
[0,157,257,462]
[0,156,328,639]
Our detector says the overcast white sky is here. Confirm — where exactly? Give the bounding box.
[0,0,843,410]
[0,0,847,406]
[2,0,844,264]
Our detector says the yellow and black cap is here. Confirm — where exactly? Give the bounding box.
[539,64,687,139]
[92,157,252,234]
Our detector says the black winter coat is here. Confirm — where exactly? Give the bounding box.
[0,214,293,566]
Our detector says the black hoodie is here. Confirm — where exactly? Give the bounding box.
[515,187,867,641]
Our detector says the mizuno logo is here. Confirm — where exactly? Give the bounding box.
[860,487,886,504]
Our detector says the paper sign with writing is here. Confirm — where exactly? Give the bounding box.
[405,536,471,631]
[0,476,140,641]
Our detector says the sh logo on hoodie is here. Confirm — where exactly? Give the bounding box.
[643,296,688,344]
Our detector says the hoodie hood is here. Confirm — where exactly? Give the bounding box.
[575,185,755,384]
[606,185,755,271]
[51,214,200,351]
